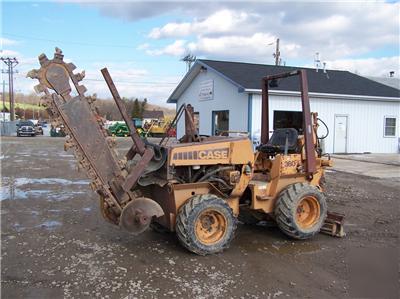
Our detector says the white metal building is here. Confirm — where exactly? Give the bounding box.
[168,60,400,153]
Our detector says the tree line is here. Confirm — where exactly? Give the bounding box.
[93,95,148,120]
[2,92,150,121]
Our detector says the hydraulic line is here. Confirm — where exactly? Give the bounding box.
[197,166,235,182]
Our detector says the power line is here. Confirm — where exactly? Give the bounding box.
[3,33,136,49]
[12,73,178,86]
[84,78,178,85]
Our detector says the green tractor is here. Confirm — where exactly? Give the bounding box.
[108,122,129,137]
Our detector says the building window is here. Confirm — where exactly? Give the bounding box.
[274,110,303,134]
[384,117,396,137]
[212,110,229,135]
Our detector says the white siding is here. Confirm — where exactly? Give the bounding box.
[176,70,248,138]
[251,94,400,153]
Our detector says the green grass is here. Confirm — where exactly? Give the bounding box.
[3,102,45,110]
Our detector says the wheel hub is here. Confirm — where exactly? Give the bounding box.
[195,209,227,245]
[295,196,320,229]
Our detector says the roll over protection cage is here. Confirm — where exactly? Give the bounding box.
[261,69,317,175]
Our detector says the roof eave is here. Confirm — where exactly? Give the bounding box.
[167,60,246,104]
[197,60,245,91]
[244,89,400,102]
[166,63,202,104]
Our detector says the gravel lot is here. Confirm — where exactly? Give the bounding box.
[1,136,399,298]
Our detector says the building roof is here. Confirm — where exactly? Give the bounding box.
[167,59,400,103]
[142,110,164,119]
[367,76,400,90]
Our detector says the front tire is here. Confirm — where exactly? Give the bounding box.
[176,194,237,255]
[274,183,327,240]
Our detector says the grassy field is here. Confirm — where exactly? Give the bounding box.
[3,102,45,110]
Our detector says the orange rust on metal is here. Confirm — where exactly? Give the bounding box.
[183,104,198,142]
[101,68,147,156]
[28,49,338,255]
[28,48,164,227]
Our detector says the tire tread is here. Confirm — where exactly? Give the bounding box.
[274,183,327,240]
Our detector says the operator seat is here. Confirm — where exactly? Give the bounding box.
[257,128,299,155]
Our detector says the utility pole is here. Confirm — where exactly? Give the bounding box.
[1,57,18,121]
[274,38,280,66]
[2,80,5,122]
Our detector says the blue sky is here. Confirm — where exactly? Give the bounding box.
[1,1,399,106]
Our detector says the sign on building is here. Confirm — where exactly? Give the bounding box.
[198,79,214,101]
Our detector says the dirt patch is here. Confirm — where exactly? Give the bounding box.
[1,137,399,298]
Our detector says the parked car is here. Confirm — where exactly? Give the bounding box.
[50,124,66,137]
[38,120,48,128]
[35,124,44,135]
[16,120,36,137]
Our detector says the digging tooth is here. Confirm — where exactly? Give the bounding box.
[87,96,96,104]
[73,70,85,82]
[53,47,64,61]
[64,138,75,151]
[118,158,127,169]
[102,129,110,138]
[90,178,103,192]
[34,83,46,94]
[86,168,97,180]
[90,181,97,191]
[77,85,87,95]
[74,150,83,160]
[107,138,116,148]
[66,62,76,72]
[26,69,40,79]
[40,95,52,107]
[38,53,49,66]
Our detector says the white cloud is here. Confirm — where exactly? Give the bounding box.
[0,38,19,47]
[325,56,400,78]
[83,78,177,106]
[138,2,399,64]
[149,9,251,39]
[0,49,20,57]
[146,40,187,56]
[145,33,301,61]
[188,33,300,60]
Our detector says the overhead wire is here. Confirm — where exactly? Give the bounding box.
[3,33,136,49]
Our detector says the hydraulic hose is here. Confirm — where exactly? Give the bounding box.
[197,166,235,182]
[317,117,329,139]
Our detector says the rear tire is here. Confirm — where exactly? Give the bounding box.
[274,183,327,239]
[176,194,237,255]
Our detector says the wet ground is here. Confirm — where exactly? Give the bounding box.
[1,136,399,298]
